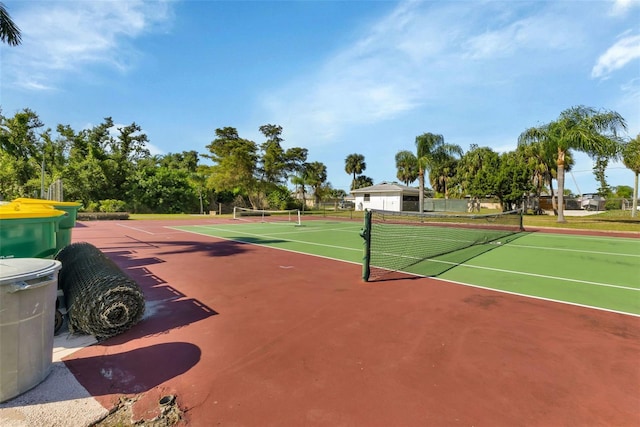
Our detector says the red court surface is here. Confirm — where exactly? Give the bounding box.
[63,219,640,426]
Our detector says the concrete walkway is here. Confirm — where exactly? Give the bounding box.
[0,331,105,426]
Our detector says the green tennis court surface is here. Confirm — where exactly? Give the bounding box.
[170,219,640,316]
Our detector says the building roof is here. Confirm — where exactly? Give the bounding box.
[350,182,420,195]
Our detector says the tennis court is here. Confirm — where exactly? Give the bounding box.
[33,216,638,426]
[171,215,640,316]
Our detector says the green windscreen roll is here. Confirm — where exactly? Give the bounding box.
[362,209,523,282]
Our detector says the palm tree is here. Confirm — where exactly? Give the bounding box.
[395,150,418,186]
[344,153,366,190]
[415,133,463,212]
[520,141,573,214]
[353,175,374,189]
[622,134,640,217]
[518,106,626,222]
[430,154,459,198]
[0,3,21,46]
[291,172,309,211]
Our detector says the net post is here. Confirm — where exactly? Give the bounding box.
[518,208,524,231]
[361,209,372,282]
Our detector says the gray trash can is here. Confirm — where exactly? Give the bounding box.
[0,258,62,402]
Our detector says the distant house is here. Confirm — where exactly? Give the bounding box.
[350,182,420,212]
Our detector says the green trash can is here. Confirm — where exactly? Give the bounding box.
[0,204,66,259]
[0,258,62,402]
[12,198,83,251]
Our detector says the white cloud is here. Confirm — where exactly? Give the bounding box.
[610,0,640,16]
[262,1,586,148]
[261,2,454,146]
[592,34,640,78]
[462,13,579,60]
[146,142,165,156]
[3,0,173,90]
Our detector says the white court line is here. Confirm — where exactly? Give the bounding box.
[116,222,155,234]
[268,227,361,236]
[180,225,637,290]
[183,225,362,252]
[424,258,639,292]
[373,247,638,291]
[169,226,640,317]
[166,226,363,264]
[508,243,640,258]
[526,232,640,243]
[429,276,640,318]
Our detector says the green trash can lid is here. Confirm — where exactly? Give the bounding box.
[0,258,62,285]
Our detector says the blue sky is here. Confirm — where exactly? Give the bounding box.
[1,0,639,195]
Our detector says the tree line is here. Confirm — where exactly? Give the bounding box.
[1,105,638,220]
[349,106,638,220]
[0,109,345,213]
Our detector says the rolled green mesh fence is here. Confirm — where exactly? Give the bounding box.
[56,242,145,340]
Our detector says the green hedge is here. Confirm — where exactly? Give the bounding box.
[77,212,130,221]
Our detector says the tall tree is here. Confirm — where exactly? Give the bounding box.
[456,145,501,200]
[518,106,626,222]
[128,165,198,214]
[160,150,199,172]
[622,134,640,217]
[284,147,308,175]
[110,122,151,199]
[353,175,374,189]
[0,109,44,196]
[520,141,555,212]
[305,161,327,206]
[395,150,418,186]
[285,146,308,198]
[415,133,462,212]
[0,2,21,46]
[593,156,611,197]
[519,141,574,214]
[258,124,287,184]
[204,127,258,205]
[291,172,309,211]
[430,154,459,198]
[344,153,366,190]
[494,150,535,211]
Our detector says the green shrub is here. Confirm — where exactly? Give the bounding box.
[77,212,129,221]
[605,198,623,210]
[85,201,100,212]
[99,199,127,212]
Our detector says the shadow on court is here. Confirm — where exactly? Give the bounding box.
[99,248,219,337]
[65,342,202,397]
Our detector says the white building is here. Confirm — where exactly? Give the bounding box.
[350,182,420,212]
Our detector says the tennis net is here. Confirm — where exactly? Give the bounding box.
[361,209,523,281]
[232,207,302,225]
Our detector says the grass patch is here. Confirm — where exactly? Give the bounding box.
[523,210,640,233]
